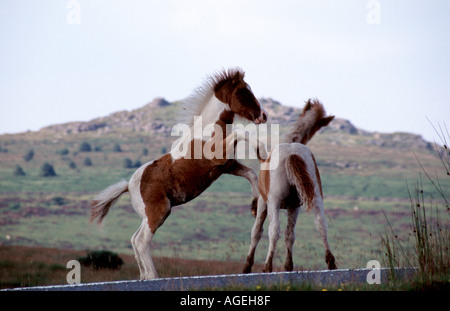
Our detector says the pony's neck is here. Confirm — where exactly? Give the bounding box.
[285,122,311,145]
[192,94,232,137]
[285,105,324,145]
[170,94,234,161]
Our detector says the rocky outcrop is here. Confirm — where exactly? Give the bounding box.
[37,96,435,151]
[41,98,174,136]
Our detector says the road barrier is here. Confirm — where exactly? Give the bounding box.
[3,268,416,291]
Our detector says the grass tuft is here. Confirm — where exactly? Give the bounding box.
[381,122,449,290]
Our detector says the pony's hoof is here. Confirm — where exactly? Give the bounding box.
[242,266,252,274]
[326,250,337,270]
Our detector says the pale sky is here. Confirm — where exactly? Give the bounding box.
[0,0,449,142]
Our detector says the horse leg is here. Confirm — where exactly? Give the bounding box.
[225,161,260,216]
[132,221,158,279]
[263,200,280,273]
[137,196,172,279]
[313,200,337,270]
[284,206,300,271]
[218,128,268,164]
[243,197,267,273]
[131,219,147,279]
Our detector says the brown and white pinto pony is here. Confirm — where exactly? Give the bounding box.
[243,99,337,273]
[90,68,267,279]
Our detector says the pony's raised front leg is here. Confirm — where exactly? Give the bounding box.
[313,200,337,270]
[284,206,300,271]
[218,129,268,163]
[243,197,267,273]
[263,200,280,273]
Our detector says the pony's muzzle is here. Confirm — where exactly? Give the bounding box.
[255,109,267,124]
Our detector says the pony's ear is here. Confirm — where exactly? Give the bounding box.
[304,99,313,111]
[319,115,335,127]
[301,99,313,116]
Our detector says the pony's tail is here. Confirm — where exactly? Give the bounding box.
[285,154,317,212]
[90,180,129,225]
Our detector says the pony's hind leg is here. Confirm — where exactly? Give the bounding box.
[131,219,146,279]
[313,201,337,270]
[263,200,280,273]
[135,224,159,279]
[284,206,300,271]
[243,197,267,273]
[136,196,172,279]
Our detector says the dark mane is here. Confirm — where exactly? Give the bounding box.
[211,67,245,91]
[179,67,245,127]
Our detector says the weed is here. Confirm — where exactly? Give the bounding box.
[381,122,449,289]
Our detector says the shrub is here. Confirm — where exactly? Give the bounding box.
[83,157,92,166]
[79,142,92,152]
[124,158,141,169]
[23,149,34,162]
[113,143,122,152]
[78,250,123,270]
[123,158,133,169]
[68,161,77,169]
[51,197,67,206]
[13,165,26,176]
[56,148,69,156]
[40,162,57,177]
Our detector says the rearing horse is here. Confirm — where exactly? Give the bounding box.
[90,68,267,279]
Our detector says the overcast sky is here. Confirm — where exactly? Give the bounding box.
[0,0,449,142]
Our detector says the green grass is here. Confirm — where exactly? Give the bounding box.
[0,189,412,271]
[1,114,449,290]
[0,151,445,274]
[380,125,450,290]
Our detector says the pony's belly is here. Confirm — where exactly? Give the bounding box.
[168,161,226,206]
[280,186,301,210]
[139,154,233,207]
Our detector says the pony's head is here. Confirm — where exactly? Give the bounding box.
[285,98,335,145]
[213,68,267,124]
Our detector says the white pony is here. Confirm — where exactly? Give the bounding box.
[243,99,337,273]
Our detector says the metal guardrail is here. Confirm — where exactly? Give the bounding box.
[3,268,416,291]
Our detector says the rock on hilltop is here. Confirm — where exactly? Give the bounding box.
[37,97,433,151]
[259,98,433,151]
[41,98,173,136]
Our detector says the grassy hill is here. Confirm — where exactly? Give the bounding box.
[0,97,448,278]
